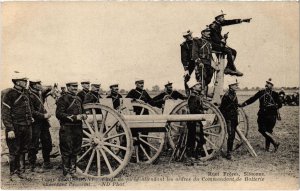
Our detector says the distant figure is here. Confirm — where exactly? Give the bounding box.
[208,11,251,76]
[239,78,282,152]
[152,82,186,108]
[107,84,123,110]
[77,80,90,102]
[278,88,286,105]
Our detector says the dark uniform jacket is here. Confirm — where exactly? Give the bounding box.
[107,93,122,109]
[77,89,89,102]
[188,91,204,114]
[1,87,33,132]
[192,37,213,62]
[181,38,197,72]
[219,89,238,120]
[126,88,154,106]
[29,87,51,125]
[56,91,83,125]
[153,90,186,108]
[209,20,242,46]
[242,89,282,116]
[83,91,102,104]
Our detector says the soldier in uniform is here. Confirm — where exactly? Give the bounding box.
[56,82,87,178]
[239,78,282,152]
[126,80,154,160]
[107,84,122,110]
[219,77,239,160]
[192,28,215,96]
[1,73,32,180]
[77,80,90,102]
[83,83,102,104]
[28,80,53,172]
[61,87,67,96]
[208,12,251,76]
[181,30,197,82]
[185,77,207,165]
[152,82,186,108]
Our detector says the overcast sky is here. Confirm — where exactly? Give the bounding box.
[1,2,299,90]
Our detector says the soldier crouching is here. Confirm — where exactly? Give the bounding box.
[56,82,87,178]
[1,74,32,181]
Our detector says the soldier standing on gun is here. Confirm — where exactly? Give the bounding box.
[192,28,215,96]
[56,81,87,178]
[239,78,282,152]
[181,30,197,82]
[107,84,122,110]
[28,79,53,172]
[219,77,239,160]
[208,11,251,76]
[77,80,90,102]
[1,73,32,181]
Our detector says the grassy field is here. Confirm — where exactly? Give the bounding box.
[1,94,299,189]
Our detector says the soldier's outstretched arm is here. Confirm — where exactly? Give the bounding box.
[241,90,263,107]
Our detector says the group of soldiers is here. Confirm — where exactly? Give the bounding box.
[1,11,285,180]
[180,12,282,163]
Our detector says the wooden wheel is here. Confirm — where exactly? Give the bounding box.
[232,108,249,150]
[77,103,133,178]
[167,100,226,161]
[128,101,166,164]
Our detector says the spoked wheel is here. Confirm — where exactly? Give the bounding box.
[128,101,166,164]
[77,104,133,178]
[167,99,226,161]
[232,108,249,150]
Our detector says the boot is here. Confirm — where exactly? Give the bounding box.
[20,154,26,173]
[43,161,53,169]
[225,152,232,160]
[233,69,243,77]
[274,142,280,152]
[265,139,271,152]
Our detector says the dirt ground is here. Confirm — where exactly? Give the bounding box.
[1,95,299,189]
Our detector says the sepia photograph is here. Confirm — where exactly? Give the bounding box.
[0,1,299,190]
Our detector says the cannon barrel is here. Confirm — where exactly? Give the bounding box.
[86,114,215,124]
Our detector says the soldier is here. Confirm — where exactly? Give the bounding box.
[208,11,251,76]
[83,83,102,104]
[1,73,32,180]
[28,79,53,172]
[56,82,87,178]
[126,79,154,106]
[185,77,207,165]
[77,80,90,102]
[181,30,197,82]
[192,28,215,96]
[239,78,282,152]
[152,82,186,108]
[61,87,67,96]
[219,77,239,160]
[126,79,154,161]
[107,84,122,110]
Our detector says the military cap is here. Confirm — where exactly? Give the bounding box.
[165,81,173,87]
[66,82,78,86]
[215,10,226,20]
[109,84,119,89]
[91,83,101,88]
[81,80,90,84]
[201,28,211,34]
[183,30,193,37]
[12,72,28,83]
[266,78,274,86]
[29,79,41,86]
[135,79,144,84]
[227,77,238,86]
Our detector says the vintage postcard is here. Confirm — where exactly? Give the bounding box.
[0,1,299,190]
